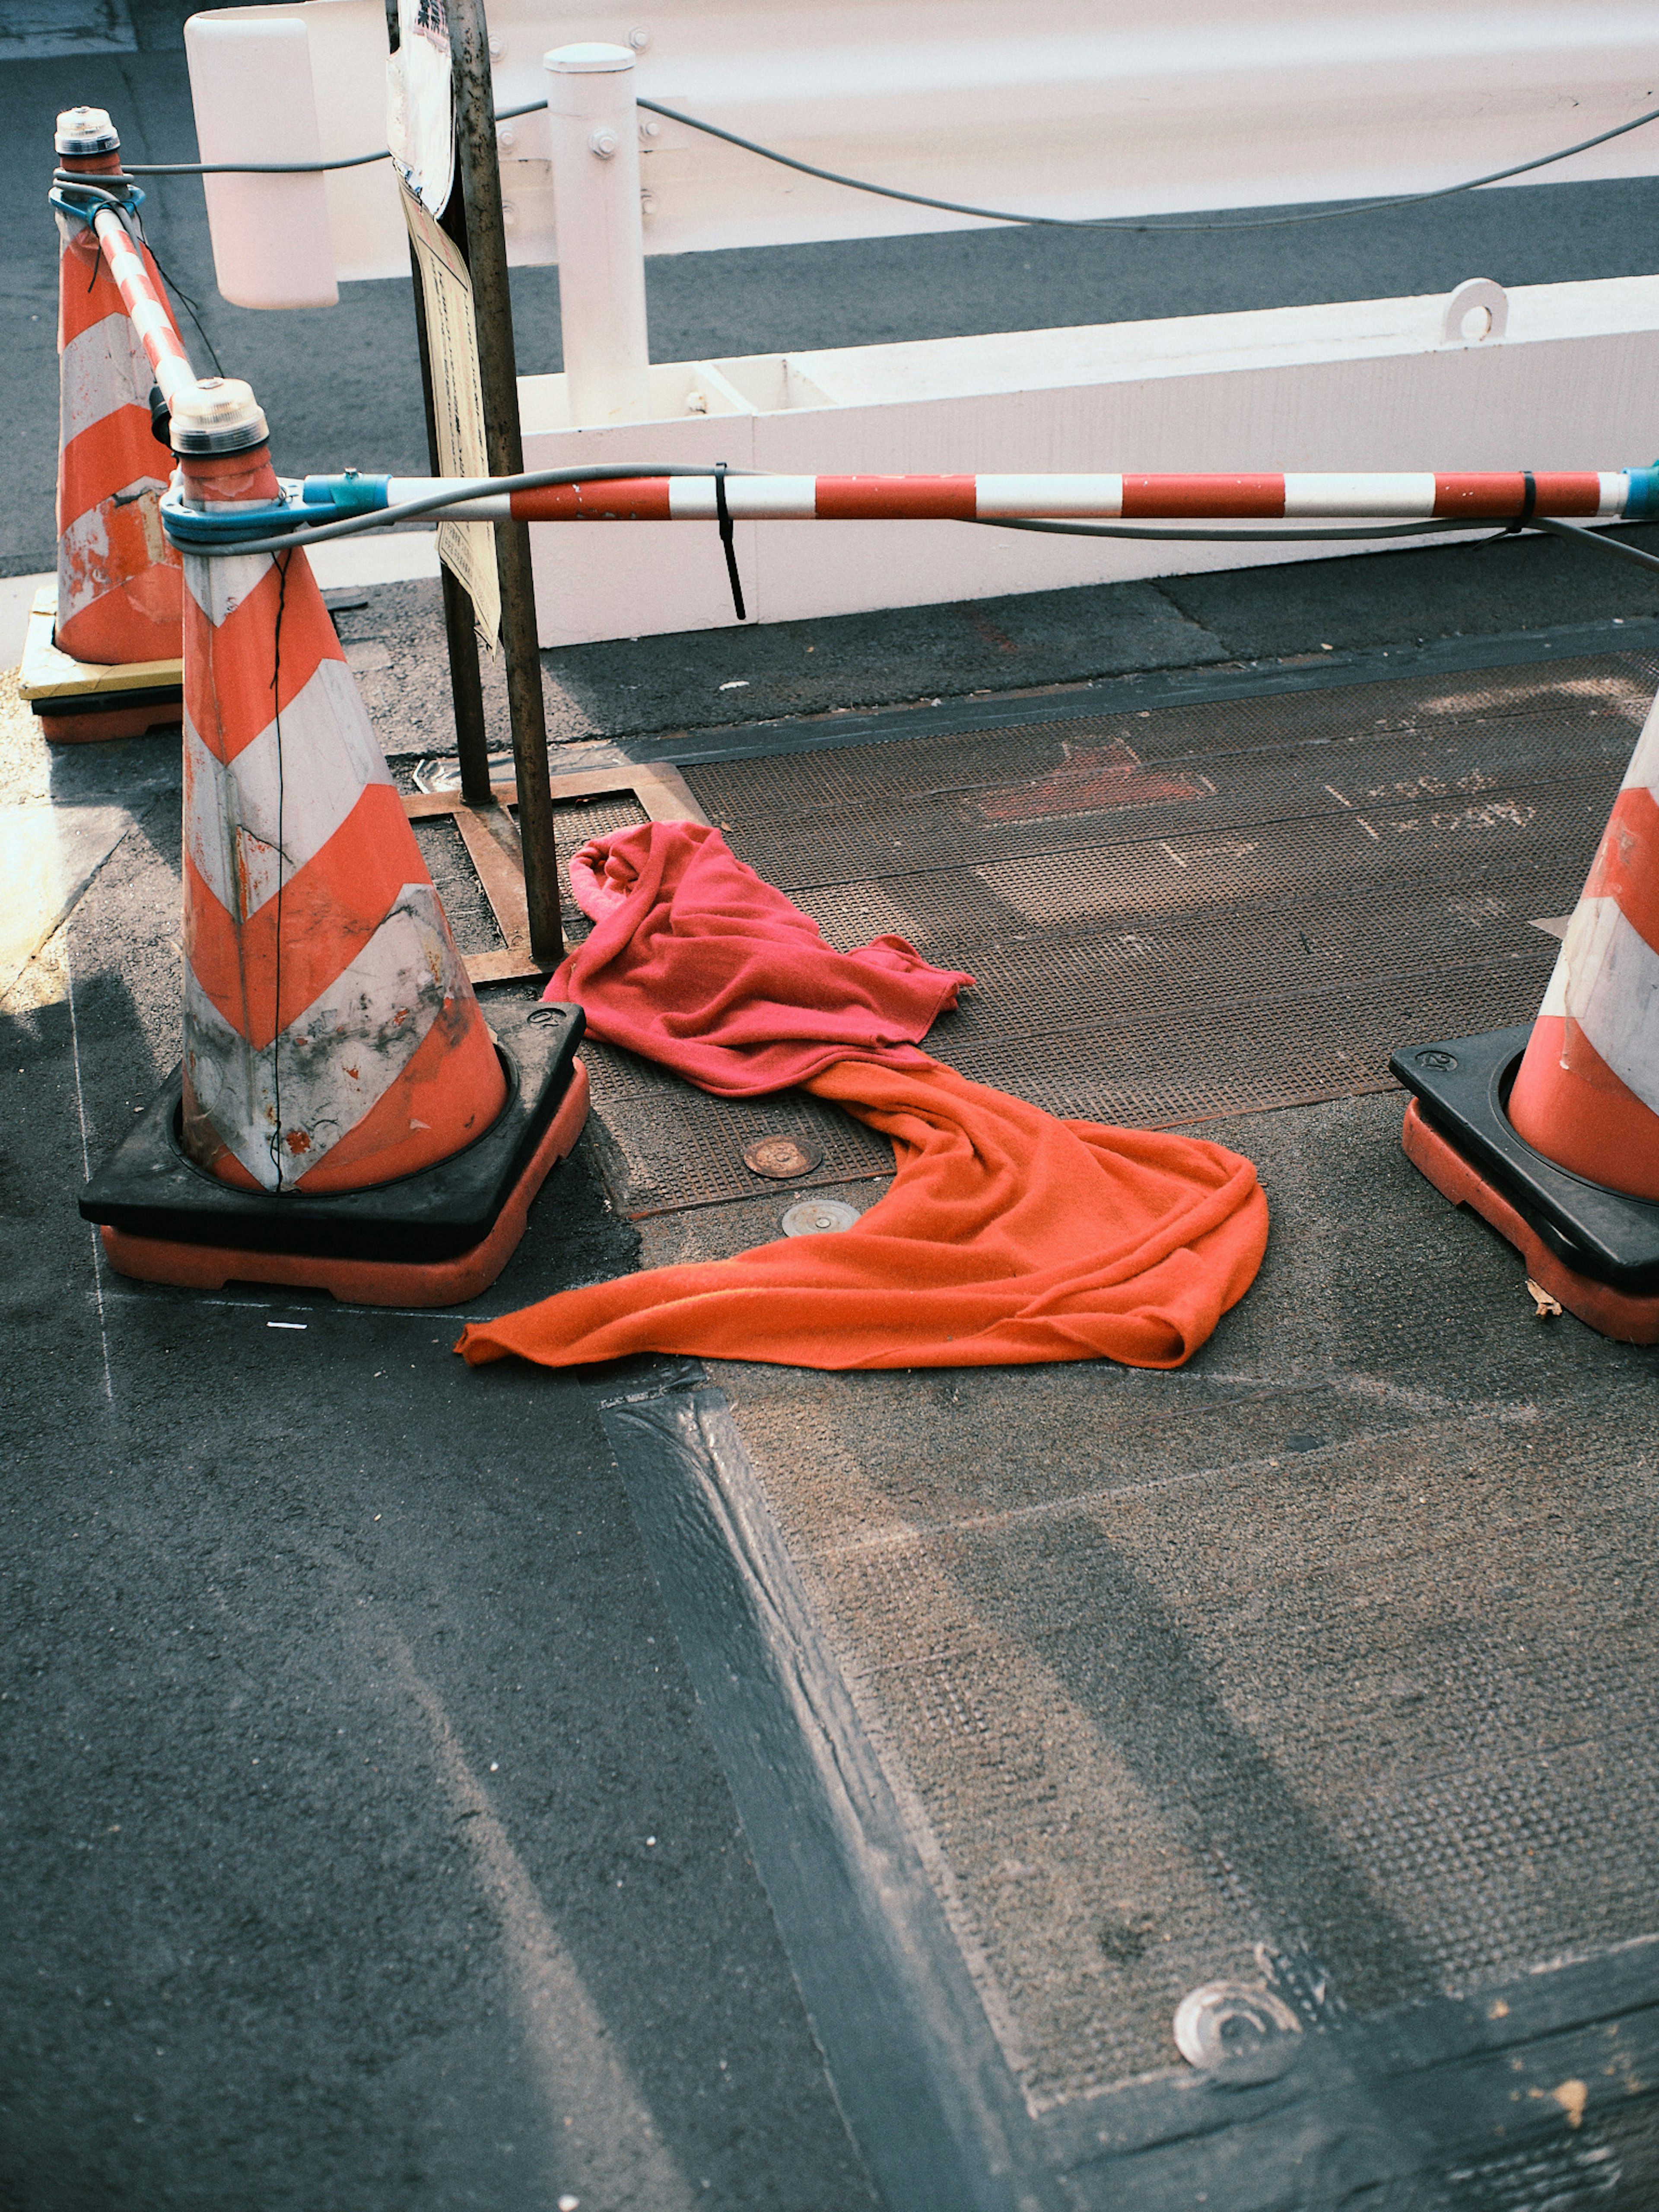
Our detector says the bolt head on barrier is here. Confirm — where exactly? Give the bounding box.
[170,377,270,457]
[56,105,120,156]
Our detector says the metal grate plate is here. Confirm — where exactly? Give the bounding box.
[560,652,1657,1216]
[671,652,1653,1151]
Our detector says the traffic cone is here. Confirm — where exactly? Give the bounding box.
[79,377,590,1305]
[51,106,184,680]
[1391,690,1659,1342]
[1506,696,1659,1198]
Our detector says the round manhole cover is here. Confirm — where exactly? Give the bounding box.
[744,1135,825,1180]
[782,1199,862,1236]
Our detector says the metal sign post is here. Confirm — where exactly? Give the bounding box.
[405,243,493,805]
[445,0,563,971]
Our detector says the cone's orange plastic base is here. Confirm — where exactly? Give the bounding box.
[1402,1097,1659,1344]
[38,697,182,745]
[100,1062,588,1308]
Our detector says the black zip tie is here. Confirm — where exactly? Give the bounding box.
[1502,469,1539,536]
[714,463,746,621]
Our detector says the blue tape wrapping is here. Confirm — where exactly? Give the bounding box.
[49,181,146,229]
[301,473,391,516]
[1623,467,1659,522]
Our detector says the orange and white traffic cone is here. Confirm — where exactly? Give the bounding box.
[80,377,589,1304]
[171,377,505,1191]
[1506,697,1659,1199]
[1392,690,1659,1342]
[51,106,184,675]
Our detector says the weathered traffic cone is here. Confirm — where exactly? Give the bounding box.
[1506,695,1659,1198]
[1391,689,1659,1341]
[169,378,506,1192]
[52,105,184,671]
[79,376,589,1305]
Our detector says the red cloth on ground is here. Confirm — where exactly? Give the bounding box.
[456,823,1268,1374]
[556,820,973,1096]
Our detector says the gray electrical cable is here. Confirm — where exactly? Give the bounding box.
[176,484,1557,562]
[171,461,759,558]
[987,514,1659,576]
[65,94,1659,236]
[1530,515,1659,574]
[176,467,1659,583]
[979,518,1495,545]
[633,97,1659,235]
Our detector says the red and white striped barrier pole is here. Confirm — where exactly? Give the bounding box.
[354,470,1651,525]
[88,203,197,413]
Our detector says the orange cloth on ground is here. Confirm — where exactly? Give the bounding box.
[457,1058,1268,1375]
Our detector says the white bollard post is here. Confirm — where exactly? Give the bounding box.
[543,43,652,426]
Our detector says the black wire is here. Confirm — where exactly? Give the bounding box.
[63,187,225,374]
[713,463,746,620]
[269,550,290,1189]
[133,219,224,376]
[62,92,1659,236]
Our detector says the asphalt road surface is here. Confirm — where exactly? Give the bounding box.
[0,744,877,2208]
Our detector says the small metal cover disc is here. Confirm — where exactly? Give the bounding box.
[782,1198,862,1236]
[1172,1981,1302,2081]
[744,1135,825,1180]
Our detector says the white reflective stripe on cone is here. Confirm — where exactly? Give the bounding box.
[182,884,468,1190]
[183,659,393,922]
[1619,692,1659,796]
[58,313,155,449]
[1600,472,1631,518]
[56,485,170,620]
[182,549,276,630]
[1541,895,1659,1118]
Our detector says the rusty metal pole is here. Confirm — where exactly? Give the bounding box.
[446,0,563,966]
[407,236,493,804]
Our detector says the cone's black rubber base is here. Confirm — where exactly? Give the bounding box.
[79,998,584,1263]
[36,682,185,744]
[1389,1021,1659,1295]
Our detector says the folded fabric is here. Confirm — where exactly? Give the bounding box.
[458,1055,1268,1372]
[554,820,974,1096]
[456,821,1268,1374]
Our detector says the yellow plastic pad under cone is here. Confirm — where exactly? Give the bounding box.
[18,582,183,700]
